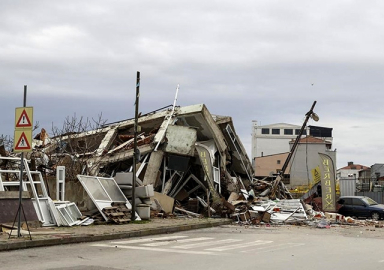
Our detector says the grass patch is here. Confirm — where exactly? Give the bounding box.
[131,220,151,224]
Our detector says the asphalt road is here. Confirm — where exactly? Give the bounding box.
[1,225,383,270]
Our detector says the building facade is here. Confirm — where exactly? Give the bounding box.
[289,136,336,189]
[251,121,305,163]
[254,152,289,178]
[336,162,370,181]
[370,164,384,180]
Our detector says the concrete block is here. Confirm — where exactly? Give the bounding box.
[137,205,150,220]
[136,185,154,198]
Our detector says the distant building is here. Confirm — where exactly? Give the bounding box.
[370,164,384,180]
[336,162,370,181]
[254,152,290,179]
[337,162,371,195]
[251,121,305,162]
[251,121,334,177]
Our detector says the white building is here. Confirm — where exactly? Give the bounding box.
[252,121,334,181]
[251,121,307,163]
[251,121,334,161]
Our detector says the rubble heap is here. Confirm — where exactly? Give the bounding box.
[1,104,270,223]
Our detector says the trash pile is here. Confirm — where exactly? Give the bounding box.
[317,212,383,228]
[225,188,309,225]
[227,187,383,228]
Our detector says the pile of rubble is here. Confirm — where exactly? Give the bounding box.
[0,104,260,226]
[226,187,383,228]
[224,188,309,225]
[316,212,384,228]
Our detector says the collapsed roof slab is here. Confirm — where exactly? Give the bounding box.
[35,104,253,185]
[88,144,154,175]
[164,125,197,157]
[172,104,228,168]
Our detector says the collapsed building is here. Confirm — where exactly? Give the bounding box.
[2,103,369,229]
[0,104,257,224]
[2,94,380,239]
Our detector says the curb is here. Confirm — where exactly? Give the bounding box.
[0,219,232,252]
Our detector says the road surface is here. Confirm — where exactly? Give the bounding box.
[1,225,383,270]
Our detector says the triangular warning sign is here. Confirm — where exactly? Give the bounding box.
[16,109,32,128]
[15,132,31,150]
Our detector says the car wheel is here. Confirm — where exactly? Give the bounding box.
[371,212,380,221]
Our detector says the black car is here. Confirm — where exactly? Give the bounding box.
[337,196,384,220]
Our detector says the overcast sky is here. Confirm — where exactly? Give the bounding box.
[1,0,384,169]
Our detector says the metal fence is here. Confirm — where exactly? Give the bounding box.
[339,177,384,203]
[339,179,356,196]
[355,192,384,204]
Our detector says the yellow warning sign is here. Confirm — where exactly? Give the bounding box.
[13,130,32,152]
[15,107,33,129]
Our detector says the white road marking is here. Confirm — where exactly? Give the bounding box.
[92,243,219,255]
[379,260,384,263]
[94,236,303,256]
[206,240,273,251]
[241,243,305,253]
[173,239,242,249]
[110,235,188,244]
[142,237,214,247]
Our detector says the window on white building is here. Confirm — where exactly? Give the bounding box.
[261,128,270,134]
[295,129,307,135]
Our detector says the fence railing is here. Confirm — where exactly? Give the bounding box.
[355,192,384,204]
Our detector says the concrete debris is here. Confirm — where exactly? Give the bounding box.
[228,189,383,228]
[174,207,203,218]
[230,197,309,225]
[316,219,331,228]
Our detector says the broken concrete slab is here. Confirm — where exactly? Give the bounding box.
[153,191,174,214]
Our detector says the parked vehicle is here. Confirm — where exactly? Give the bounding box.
[337,196,384,220]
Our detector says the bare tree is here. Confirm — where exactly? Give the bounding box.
[0,135,13,154]
[46,113,108,180]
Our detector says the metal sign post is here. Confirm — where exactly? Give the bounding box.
[16,85,31,237]
[131,72,140,221]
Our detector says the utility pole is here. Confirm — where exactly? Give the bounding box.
[131,72,140,221]
[270,101,318,199]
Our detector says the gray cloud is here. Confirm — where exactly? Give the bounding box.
[1,1,384,168]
